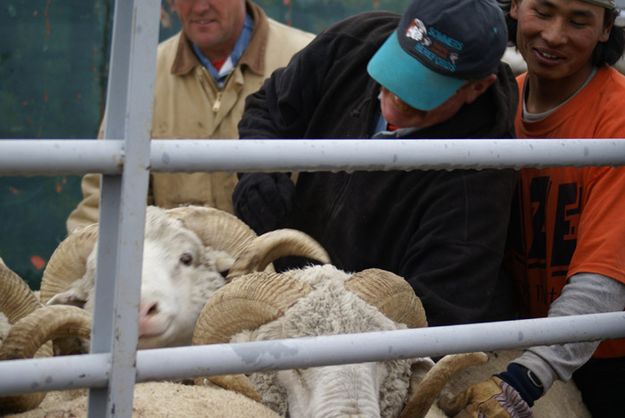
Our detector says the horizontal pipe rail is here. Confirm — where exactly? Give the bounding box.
[150,139,625,171]
[0,140,124,174]
[1,139,625,174]
[1,312,624,396]
[0,353,111,394]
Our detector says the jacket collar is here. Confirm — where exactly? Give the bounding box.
[170,0,268,77]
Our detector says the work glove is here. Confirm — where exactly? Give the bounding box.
[439,363,542,418]
[233,172,295,234]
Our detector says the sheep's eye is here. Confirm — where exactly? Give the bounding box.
[179,252,193,266]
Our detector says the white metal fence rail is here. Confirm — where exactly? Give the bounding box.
[2,0,625,417]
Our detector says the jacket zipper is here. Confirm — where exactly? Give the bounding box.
[212,91,222,113]
[197,67,223,113]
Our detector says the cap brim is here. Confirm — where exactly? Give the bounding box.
[367,32,466,111]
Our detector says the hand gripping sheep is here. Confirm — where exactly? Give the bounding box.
[190,231,591,418]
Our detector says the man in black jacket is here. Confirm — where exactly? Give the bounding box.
[233,0,519,327]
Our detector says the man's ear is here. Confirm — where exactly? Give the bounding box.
[600,18,613,43]
[510,0,520,20]
[463,74,497,104]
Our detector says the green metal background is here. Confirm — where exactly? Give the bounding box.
[0,0,411,289]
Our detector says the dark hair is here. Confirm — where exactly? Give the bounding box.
[593,9,625,66]
[506,7,625,67]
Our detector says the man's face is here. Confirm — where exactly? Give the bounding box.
[510,0,611,83]
[173,0,246,60]
[379,86,471,130]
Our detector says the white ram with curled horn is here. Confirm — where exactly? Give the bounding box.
[191,230,591,418]
[0,261,282,418]
[41,205,326,350]
[191,231,484,418]
[0,206,329,416]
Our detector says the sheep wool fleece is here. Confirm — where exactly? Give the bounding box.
[237,12,520,327]
[65,0,314,234]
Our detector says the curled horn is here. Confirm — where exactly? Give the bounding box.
[0,262,42,325]
[192,272,312,400]
[1,305,92,361]
[0,262,46,413]
[166,206,258,260]
[39,223,98,304]
[345,268,427,329]
[42,207,257,304]
[399,352,489,418]
[227,229,330,280]
[1,263,92,413]
[0,305,91,414]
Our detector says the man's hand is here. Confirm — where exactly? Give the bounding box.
[233,173,295,234]
[438,376,533,418]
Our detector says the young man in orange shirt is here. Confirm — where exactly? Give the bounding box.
[444,1,625,417]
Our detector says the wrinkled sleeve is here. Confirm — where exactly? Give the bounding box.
[238,34,330,140]
[234,34,332,231]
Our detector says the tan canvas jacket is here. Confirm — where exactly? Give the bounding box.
[66,1,313,233]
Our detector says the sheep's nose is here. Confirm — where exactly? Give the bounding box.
[140,301,160,317]
[138,301,160,336]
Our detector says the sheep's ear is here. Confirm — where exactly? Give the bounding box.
[216,255,235,274]
[407,358,436,395]
[206,250,235,277]
[46,290,87,308]
[410,357,436,382]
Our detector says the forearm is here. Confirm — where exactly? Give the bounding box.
[515,273,625,390]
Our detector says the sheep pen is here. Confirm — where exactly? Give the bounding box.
[1,209,591,417]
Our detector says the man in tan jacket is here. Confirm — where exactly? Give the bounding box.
[66,0,313,233]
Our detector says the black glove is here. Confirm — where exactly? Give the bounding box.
[233,173,295,234]
[497,362,544,407]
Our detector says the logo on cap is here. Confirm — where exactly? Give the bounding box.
[405,19,461,72]
[406,18,431,46]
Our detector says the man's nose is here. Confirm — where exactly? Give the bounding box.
[541,18,567,46]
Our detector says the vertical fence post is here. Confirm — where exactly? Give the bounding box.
[87,0,160,416]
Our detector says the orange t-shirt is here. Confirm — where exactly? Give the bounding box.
[511,67,625,358]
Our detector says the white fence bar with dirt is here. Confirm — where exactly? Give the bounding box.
[1,312,625,396]
[1,139,625,175]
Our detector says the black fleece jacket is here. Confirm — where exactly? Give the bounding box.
[236,12,519,326]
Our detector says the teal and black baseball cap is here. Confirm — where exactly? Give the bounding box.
[367,0,508,111]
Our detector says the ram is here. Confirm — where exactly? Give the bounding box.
[0,270,278,418]
[42,205,327,349]
[40,205,262,349]
[192,231,591,418]
[0,207,329,414]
